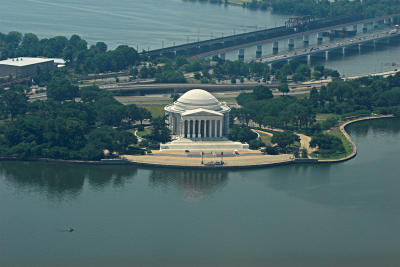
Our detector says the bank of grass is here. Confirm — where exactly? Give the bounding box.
[313,128,353,160]
[258,131,272,146]
[140,105,165,118]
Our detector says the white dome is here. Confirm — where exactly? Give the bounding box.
[166,89,228,112]
[178,89,219,106]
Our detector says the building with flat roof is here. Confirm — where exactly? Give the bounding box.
[0,57,55,78]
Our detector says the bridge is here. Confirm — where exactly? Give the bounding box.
[259,29,400,66]
[142,14,399,60]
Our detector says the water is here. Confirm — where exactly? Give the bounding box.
[1,118,400,267]
[0,0,289,50]
[1,0,399,75]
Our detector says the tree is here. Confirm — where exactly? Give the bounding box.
[253,85,273,100]
[310,133,345,155]
[278,83,289,95]
[229,125,257,143]
[0,88,28,120]
[170,93,180,102]
[47,74,79,101]
[148,116,171,143]
[271,131,299,152]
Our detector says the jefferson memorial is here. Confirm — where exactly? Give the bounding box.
[161,89,248,152]
[164,89,230,139]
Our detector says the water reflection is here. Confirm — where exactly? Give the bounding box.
[0,162,138,200]
[347,117,400,137]
[149,168,228,199]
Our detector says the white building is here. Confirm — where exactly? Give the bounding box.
[164,89,230,139]
[0,57,55,78]
[161,89,248,152]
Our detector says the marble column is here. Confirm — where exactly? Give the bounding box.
[190,120,193,138]
[206,120,211,138]
[219,119,223,137]
[195,120,199,138]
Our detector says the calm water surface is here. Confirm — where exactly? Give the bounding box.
[1,0,400,75]
[0,0,289,50]
[1,118,400,267]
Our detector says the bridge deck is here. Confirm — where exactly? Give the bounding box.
[260,30,400,64]
[188,14,400,60]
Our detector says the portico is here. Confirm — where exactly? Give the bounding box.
[182,109,223,139]
[161,89,249,152]
[164,89,230,140]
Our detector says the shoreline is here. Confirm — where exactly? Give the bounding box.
[0,115,395,169]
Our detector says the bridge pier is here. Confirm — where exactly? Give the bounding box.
[288,39,294,50]
[238,48,244,61]
[273,41,279,54]
[219,52,225,61]
[330,30,335,40]
[317,33,323,45]
[325,51,329,61]
[303,35,309,47]
[363,23,368,33]
[353,24,358,32]
[307,54,311,65]
[256,45,262,58]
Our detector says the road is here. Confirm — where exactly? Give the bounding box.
[260,29,400,64]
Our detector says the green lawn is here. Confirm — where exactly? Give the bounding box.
[316,113,335,121]
[258,131,272,146]
[313,129,354,160]
[136,127,152,137]
[140,105,165,118]
[330,129,353,156]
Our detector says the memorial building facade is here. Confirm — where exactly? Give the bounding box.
[164,89,230,139]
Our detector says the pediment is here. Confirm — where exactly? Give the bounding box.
[182,108,223,117]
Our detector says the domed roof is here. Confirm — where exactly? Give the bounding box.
[165,89,230,113]
[177,89,219,106]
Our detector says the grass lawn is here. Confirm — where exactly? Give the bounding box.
[313,129,353,160]
[330,129,353,155]
[136,127,152,137]
[216,97,238,104]
[316,113,335,121]
[258,131,272,146]
[140,105,165,118]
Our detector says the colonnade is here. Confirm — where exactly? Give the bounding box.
[182,119,223,139]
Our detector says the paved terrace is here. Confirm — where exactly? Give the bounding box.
[123,151,294,168]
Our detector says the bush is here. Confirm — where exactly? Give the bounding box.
[263,146,279,155]
[310,133,345,155]
[137,125,144,131]
[125,146,145,155]
[321,116,338,130]
[229,125,257,143]
[248,139,265,150]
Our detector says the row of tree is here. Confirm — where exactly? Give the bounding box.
[0,32,140,73]
[242,0,399,18]
[0,72,159,160]
[234,73,400,156]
